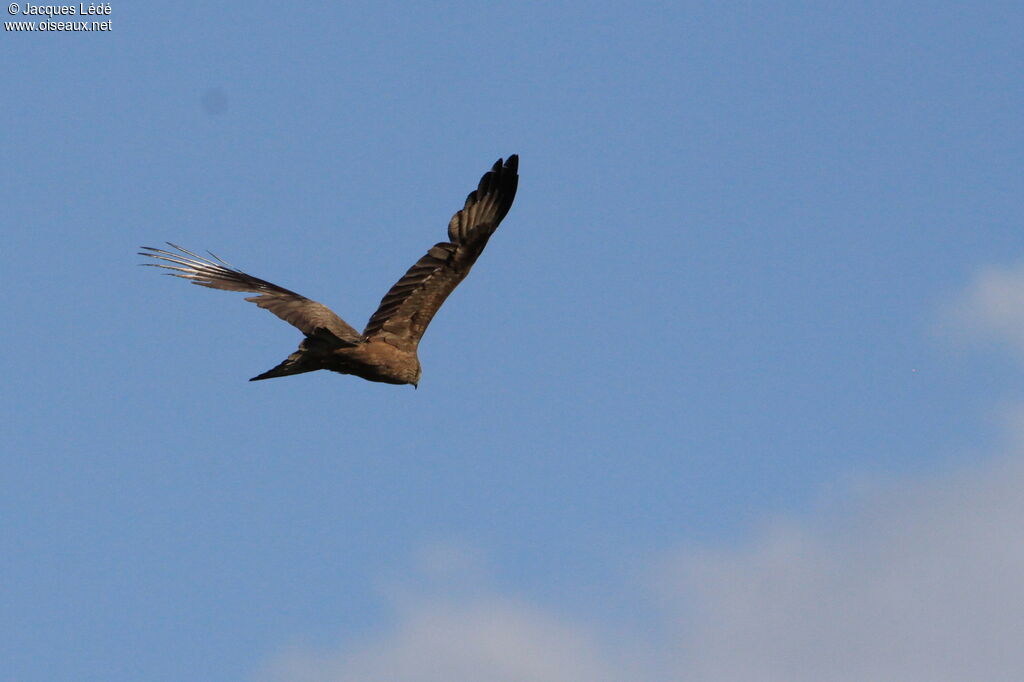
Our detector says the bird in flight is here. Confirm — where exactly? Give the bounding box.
[140,155,519,388]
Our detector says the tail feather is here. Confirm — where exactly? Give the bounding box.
[250,350,320,381]
[249,331,346,382]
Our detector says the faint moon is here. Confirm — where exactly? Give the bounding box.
[201,87,228,115]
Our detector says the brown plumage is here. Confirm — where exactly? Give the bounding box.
[140,155,519,387]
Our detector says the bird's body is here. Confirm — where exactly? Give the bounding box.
[262,336,421,386]
[140,155,519,387]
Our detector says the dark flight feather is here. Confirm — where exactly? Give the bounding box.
[362,155,519,350]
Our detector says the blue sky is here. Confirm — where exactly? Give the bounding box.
[4,2,1024,680]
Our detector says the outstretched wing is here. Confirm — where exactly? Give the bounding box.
[140,243,362,344]
[362,155,519,351]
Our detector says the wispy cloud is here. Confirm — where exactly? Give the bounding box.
[261,428,1024,682]
[260,587,630,682]
[942,261,1024,356]
[657,417,1024,681]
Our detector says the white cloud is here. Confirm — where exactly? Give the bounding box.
[258,540,644,682]
[260,430,1024,682]
[657,420,1024,681]
[943,261,1024,355]
[259,595,628,682]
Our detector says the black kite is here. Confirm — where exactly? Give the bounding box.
[140,155,519,387]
